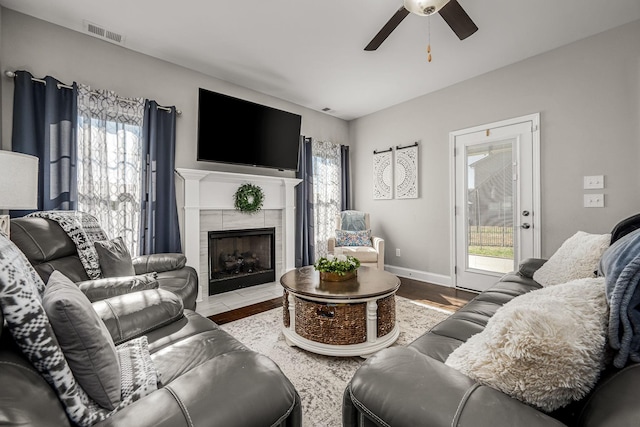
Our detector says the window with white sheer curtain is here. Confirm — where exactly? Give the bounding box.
[76,84,145,255]
[312,140,341,260]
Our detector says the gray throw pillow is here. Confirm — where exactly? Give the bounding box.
[43,271,121,410]
[94,237,136,277]
[340,211,367,231]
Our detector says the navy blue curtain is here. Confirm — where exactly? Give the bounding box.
[139,100,182,255]
[295,136,315,267]
[341,145,351,211]
[11,70,78,216]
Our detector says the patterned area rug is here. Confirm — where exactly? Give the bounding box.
[220,297,452,427]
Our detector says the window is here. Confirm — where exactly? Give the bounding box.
[312,140,341,259]
[77,85,145,254]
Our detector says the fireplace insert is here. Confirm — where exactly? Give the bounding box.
[208,227,276,295]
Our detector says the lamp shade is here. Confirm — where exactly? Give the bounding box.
[0,151,39,209]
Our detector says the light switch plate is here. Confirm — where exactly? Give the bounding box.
[584,175,604,189]
[584,194,605,208]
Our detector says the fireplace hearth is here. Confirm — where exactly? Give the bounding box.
[208,227,276,295]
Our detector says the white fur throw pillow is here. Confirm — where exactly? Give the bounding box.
[533,231,610,286]
[445,278,608,412]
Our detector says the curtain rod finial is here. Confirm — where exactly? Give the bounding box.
[4,70,16,78]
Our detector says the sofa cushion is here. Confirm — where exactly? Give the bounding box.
[445,278,609,412]
[43,271,121,410]
[335,229,372,247]
[533,231,610,286]
[334,245,378,262]
[94,236,136,277]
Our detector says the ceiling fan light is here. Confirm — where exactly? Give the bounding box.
[403,0,450,16]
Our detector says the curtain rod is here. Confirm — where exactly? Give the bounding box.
[4,70,182,115]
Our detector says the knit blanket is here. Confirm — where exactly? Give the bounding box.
[28,211,108,279]
[599,228,640,368]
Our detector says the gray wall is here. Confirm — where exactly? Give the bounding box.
[0,9,349,177]
[350,20,640,278]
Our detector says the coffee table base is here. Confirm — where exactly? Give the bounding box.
[283,324,399,358]
[282,290,399,358]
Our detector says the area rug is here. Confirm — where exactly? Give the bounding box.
[220,297,452,427]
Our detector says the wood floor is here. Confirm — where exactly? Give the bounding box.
[209,277,476,325]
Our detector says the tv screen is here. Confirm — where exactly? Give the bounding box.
[197,88,302,171]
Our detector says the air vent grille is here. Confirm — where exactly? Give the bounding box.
[83,21,125,45]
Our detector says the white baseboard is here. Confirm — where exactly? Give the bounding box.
[384,264,452,287]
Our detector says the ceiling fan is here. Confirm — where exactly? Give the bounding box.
[365,0,478,51]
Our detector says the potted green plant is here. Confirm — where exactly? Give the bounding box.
[314,254,361,281]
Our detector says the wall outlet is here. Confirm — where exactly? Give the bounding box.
[395,248,401,257]
[584,194,605,208]
[583,175,604,189]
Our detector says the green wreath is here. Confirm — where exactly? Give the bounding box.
[234,183,264,213]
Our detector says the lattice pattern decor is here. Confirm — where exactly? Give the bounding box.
[373,150,393,200]
[395,144,419,199]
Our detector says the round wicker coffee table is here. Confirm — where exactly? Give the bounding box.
[280,265,400,357]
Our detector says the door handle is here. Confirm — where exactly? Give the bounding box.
[521,223,531,229]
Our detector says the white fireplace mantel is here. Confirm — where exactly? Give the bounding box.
[175,168,301,301]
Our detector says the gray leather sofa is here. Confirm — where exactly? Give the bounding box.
[1,217,302,426]
[343,227,640,426]
[10,217,198,310]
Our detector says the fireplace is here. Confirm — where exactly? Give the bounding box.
[208,227,276,295]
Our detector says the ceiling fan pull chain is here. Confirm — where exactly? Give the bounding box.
[427,17,432,62]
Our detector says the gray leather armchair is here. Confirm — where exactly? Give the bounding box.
[344,253,640,426]
[10,217,198,310]
[1,219,302,427]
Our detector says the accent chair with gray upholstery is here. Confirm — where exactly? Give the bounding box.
[328,210,385,270]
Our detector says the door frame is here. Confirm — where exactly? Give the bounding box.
[449,113,541,289]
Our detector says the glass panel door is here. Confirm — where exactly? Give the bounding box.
[453,116,538,292]
[465,140,516,274]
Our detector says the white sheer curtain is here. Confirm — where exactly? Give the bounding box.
[77,84,145,254]
[312,140,341,259]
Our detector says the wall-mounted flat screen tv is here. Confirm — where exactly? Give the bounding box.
[197,88,302,171]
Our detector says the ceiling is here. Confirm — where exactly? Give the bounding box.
[1,0,639,120]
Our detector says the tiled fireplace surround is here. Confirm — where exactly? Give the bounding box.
[176,168,301,302]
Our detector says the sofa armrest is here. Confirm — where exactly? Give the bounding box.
[328,237,336,254]
[344,347,565,427]
[93,351,301,427]
[517,258,547,279]
[77,274,159,302]
[132,253,187,275]
[371,236,384,270]
[92,289,184,345]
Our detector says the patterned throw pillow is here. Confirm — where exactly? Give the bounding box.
[0,233,157,426]
[335,229,372,247]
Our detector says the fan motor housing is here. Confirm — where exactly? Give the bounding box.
[404,0,450,16]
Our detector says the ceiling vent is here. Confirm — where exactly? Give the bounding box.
[83,21,125,45]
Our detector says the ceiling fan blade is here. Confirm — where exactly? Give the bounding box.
[364,6,410,51]
[438,0,478,40]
